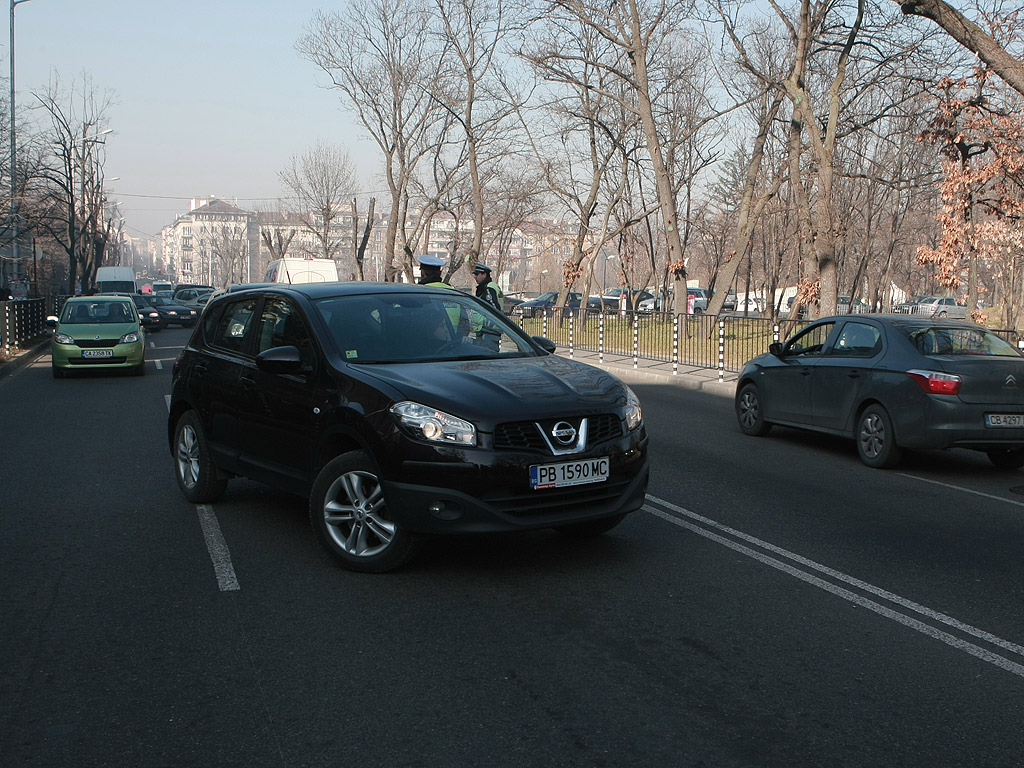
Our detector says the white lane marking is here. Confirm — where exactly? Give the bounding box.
[196,504,240,592]
[164,394,171,410]
[897,472,1024,509]
[644,497,1024,678]
[155,359,163,370]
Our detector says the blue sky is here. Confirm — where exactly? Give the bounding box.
[10,0,380,240]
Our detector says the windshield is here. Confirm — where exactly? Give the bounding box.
[60,300,136,324]
[315,292,543,363]
[904,325,1022,357]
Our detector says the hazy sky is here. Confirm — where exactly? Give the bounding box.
[10,0,381,241]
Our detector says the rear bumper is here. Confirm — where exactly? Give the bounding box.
[894,397,1024,451]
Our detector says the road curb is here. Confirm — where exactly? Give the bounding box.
[0,336,49,379]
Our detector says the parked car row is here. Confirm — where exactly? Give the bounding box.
[894,295,969,319]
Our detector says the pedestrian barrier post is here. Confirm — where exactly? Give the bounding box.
[719,319,726,382]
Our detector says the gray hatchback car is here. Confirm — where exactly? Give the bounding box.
[735,315,1024,468]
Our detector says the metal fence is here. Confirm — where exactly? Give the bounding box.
[514,310,807,375]
[515,309,1022,374]
[1,299,48,358]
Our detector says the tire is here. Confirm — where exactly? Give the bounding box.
[938,311,948,318]
[309,451,421,573]
[133,362,146,376]
[556,513,625,538]
[736,382,772,436]
[857,404,903,468]
[174,411,228,503]
[987,449,1024,470]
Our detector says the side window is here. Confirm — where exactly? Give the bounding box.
[831,322,881,358]
[256,297,314,368]
[784,322,836,357]
[211,298,259,355]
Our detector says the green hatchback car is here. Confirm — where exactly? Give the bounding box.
[47,296,146,378]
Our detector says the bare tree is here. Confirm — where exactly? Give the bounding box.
[431,0,524,268]
[352,196,376,280]
[544,0,711,303]
[895,0,1024,97]
[278,141,358,267]
[32,75,116,294]
[299,0,446,281]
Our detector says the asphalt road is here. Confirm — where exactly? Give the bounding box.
[2,328,1023,767]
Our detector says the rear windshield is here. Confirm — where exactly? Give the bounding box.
[903,325,1022,357]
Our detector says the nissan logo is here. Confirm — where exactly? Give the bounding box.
[550,421,577,445]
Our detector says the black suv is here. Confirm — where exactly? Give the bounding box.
[168,282,649,572]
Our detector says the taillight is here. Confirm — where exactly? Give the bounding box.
[907,369,962,395]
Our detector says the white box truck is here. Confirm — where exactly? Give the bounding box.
[95,266,137,294]
[264,258,339,284]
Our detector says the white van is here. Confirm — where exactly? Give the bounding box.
[95,266,137,294]
[264,258,339,284]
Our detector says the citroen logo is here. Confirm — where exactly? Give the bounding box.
[1006,374,1018,388]
[550,421,577,445]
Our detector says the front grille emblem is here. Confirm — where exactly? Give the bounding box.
[1006,375,1018,388]
[551,421,577,445]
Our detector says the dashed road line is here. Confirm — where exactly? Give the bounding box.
[196,504,240,592]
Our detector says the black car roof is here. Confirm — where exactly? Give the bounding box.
[209,281,466,303]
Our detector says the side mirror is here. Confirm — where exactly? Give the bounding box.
[256,345,304,374]
[532,336,557,354]
[769,342,784,357]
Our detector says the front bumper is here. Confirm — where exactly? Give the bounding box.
[51,340,145,369]
[380,433,650,534]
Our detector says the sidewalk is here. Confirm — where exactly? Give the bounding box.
[0,336,49,380]
[555,347,737,399]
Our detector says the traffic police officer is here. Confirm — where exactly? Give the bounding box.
[470,262,504,351]
[471,262,503,313]
[417,254,453,288]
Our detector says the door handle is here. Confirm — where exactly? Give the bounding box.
[239,375,255,390]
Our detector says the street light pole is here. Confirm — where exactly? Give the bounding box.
[9,0,36,289]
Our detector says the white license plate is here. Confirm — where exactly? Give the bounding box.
[530,457,609,490]
[986,413,1024,428]
[82,349,113,359]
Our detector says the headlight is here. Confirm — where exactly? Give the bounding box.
[54,333,75,345]
[120,332,140,344]
[390,401,476,445]
[625,386,643,431]
[167,310,178,315]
